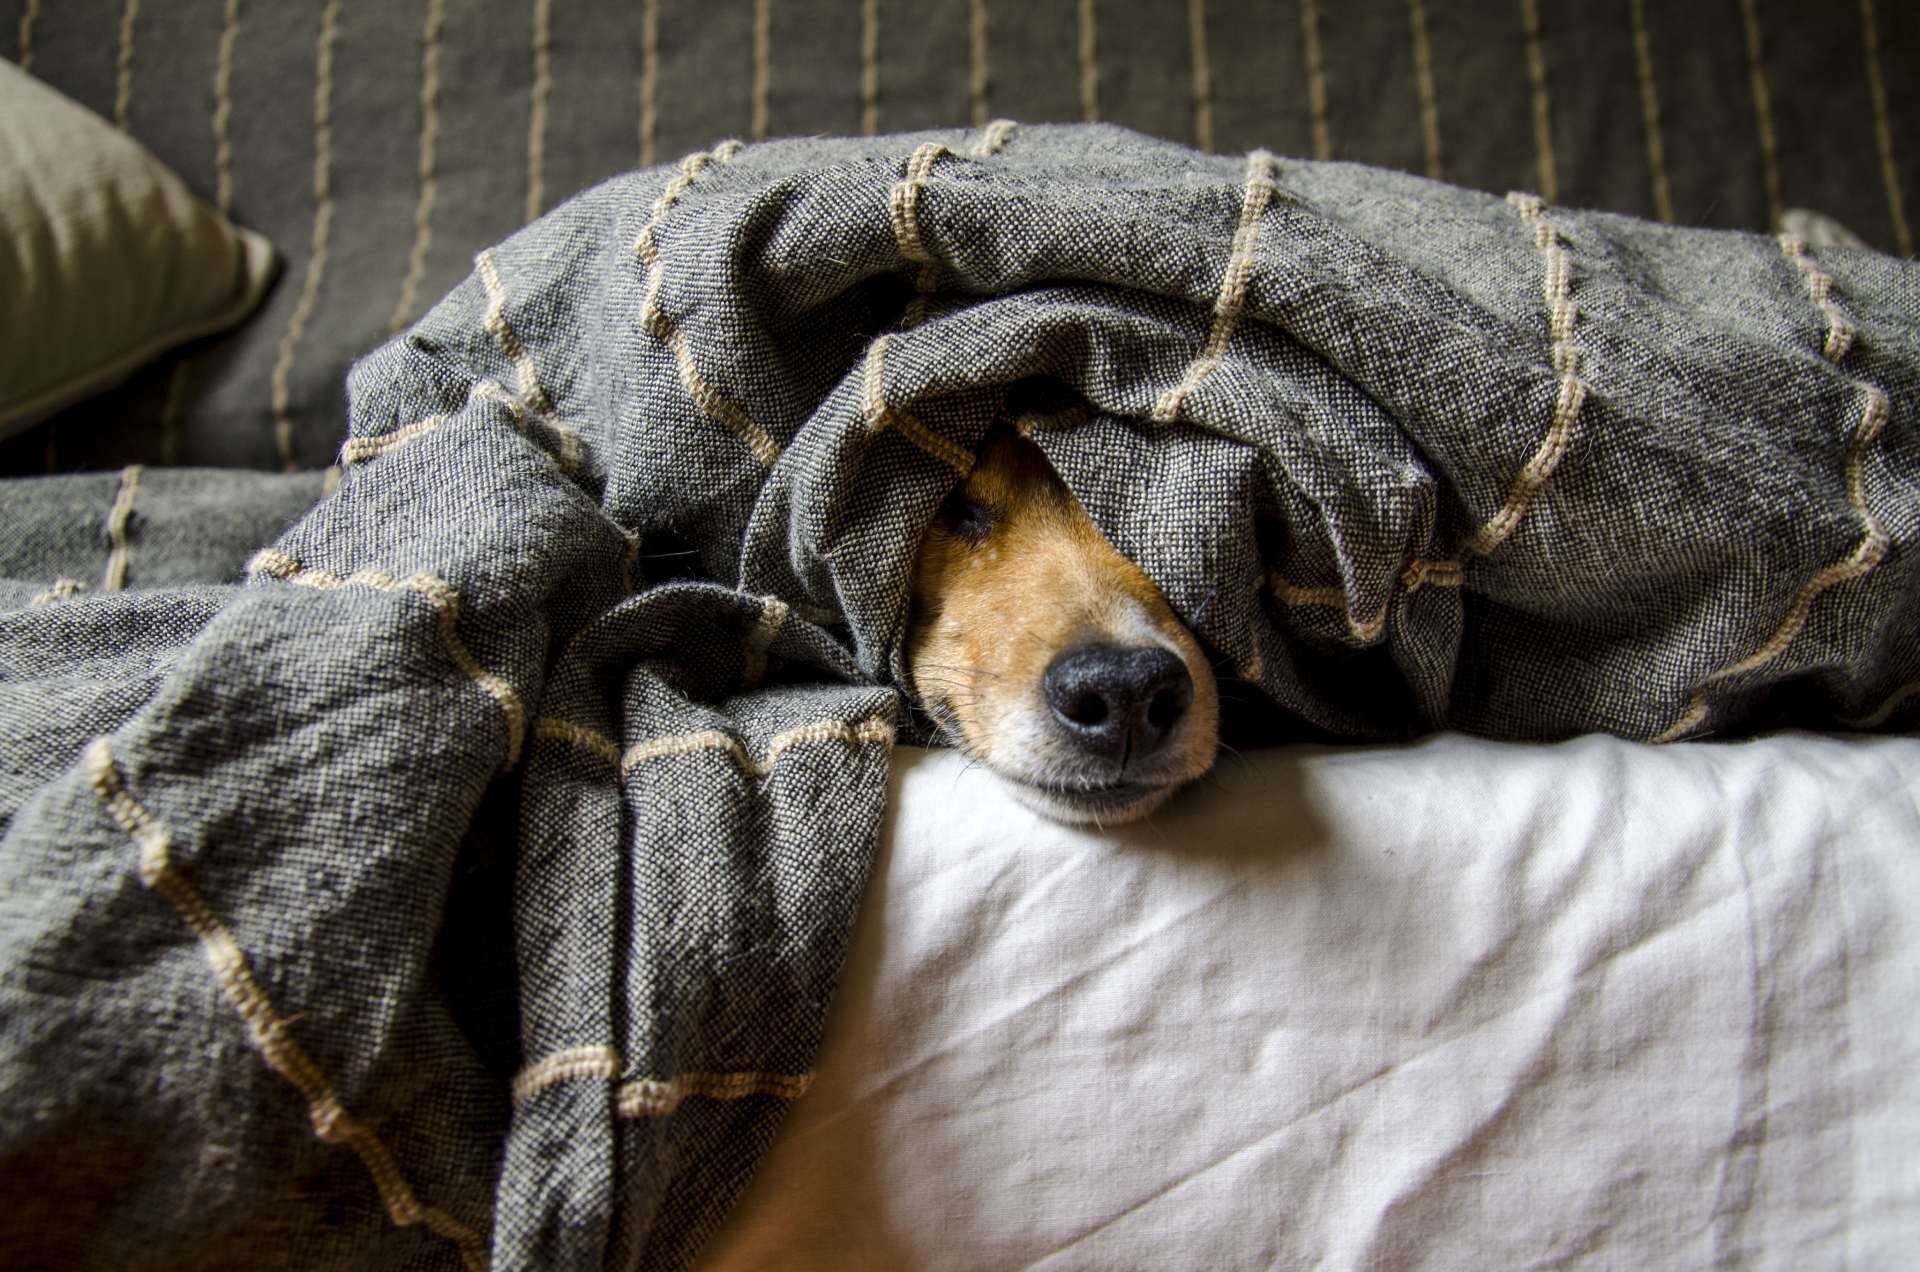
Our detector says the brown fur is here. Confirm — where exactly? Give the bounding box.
[907,425,1218,823]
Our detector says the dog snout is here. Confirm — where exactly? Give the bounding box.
[1042,644,1194,766]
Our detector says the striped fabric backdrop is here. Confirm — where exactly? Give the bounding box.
[3,0,1915,473]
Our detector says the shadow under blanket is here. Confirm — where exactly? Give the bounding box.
[1,123,1917,1270]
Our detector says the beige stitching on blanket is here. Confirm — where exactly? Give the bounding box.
[102,464,143,592]
[617,1071,813,1118]
[1269,572,1389,642]
[633,143,784,468]
[741,596,790,688]
[30,578,88,608]
[83,739,491,1272]
[889,143,951,267]
[973,118,1018,158]
[1779,235,1858,363]
[340,379,579,472]
[1153,150,1280,423]
[862,336,976,474]
[511,1045,622,1103]
[247,549,529,768]
[476,249,560,423]
[532,714,895,781]
[1653,387,1891,742]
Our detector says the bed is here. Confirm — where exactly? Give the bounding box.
[3,4,1917,1269]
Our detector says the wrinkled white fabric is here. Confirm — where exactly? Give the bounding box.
[703,734,1920,1270]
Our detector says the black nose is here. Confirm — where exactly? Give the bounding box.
[1042,644,1193,767]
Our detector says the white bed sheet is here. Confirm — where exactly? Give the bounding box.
[701,733,1920,1270]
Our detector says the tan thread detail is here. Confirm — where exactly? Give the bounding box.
[1187,0,1213,151]
[526,0,551,223]
[213,0,241,213]
[861,0,880,135]
[890,143,951,266]
[1628,0,1675,223]
[270,0,341,472]
[247,550,528,767]
[627,716,893,778]
[1738,0,1785,230]
[1153,151,1279,423]
[114,0,140,129]
[1652,387,1891,743]
[1779,235,1858,363]
[532,718,624,765]
[17,0,39,72]
[1859,0,1914,258]
[1844,679,1920,730]
[970,0,990,127]
[1077,0,1099,123]
[1300,0,1330,161]
[751,0,772,139]
[1407,0,1443,180]
[389,0,446,334]
[82,740,491,1272]
[1519,0,1559,204]
[512,1045,622,1104]
[640,0,659,165]
[30,578,88,608]
[617,1071,813,1118]
[973,118,1017,157]
[102,465,144,593]
[342,379,576,471]
[741,596,789,688]
[1400,558,1465,592]
[321,465,343,498]
[341,415,449,463]
[633,144,782,467]
[1392,196,1588,604]
[1269,572,1388,642]
[1464,193,1585,557]
[862,336,975,474]
[476,249,559,422]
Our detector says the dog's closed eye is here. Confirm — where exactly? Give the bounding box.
[939,489,997,545]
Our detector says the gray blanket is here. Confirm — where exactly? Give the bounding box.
[2,124,1917,1270]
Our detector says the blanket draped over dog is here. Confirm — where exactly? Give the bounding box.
[2,124,1916,1269]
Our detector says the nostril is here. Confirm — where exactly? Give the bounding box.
[1061,690,1109,727]
[1146,683,1188,734]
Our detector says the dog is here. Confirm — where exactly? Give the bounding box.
[906,424,1219,824]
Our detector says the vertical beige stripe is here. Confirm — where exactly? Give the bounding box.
[269,0,341,472]
[1187,0,1213,151]
[1299,0,1331,161]
[1859,0,1915,257]
[163,0,244,463]
[114,0,141,129]
[640,0,659,166]
[389,0,446,334]
[1518,0,1558,203]
[213,0,242,215]
[1738,0,1784,229]
[527,0,551,223]
[969,0,989,128]
[1078,0,1099,123]
[1406,0,1442,180]
[1628,0,1675,222]
[861,0,879,135]
[16,0,39,72]
[753,0,772,139]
